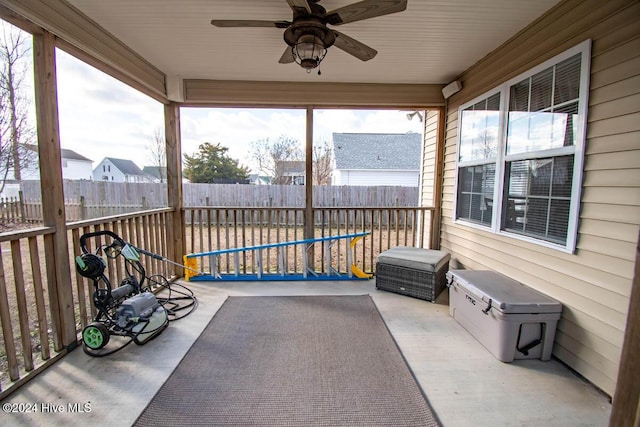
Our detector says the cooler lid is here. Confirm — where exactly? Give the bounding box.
[447,270,562,314]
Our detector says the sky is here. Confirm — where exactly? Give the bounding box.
[13,22,424,174]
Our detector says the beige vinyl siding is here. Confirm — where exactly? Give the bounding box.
[419,110,441,247]
[441,0,639,396]
[420,111,440,207]
[183,80,446,107]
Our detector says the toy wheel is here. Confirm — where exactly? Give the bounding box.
[83,322,110,350]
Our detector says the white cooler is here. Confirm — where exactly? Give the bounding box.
[447,270,562,362]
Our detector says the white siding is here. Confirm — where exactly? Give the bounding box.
[440,0,639,396]
[62,159,93,180]
[10,155,93,180]
[92,159,125,182]
[333,170,419,186]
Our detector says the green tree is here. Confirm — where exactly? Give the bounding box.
[183,142,249,183]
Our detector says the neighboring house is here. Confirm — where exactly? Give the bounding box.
[275,160,305,185]
[248,174,271,185]
[331,133,421,186]
[15,144,93,181]
[93,157,149,183]
[143,166,167,183]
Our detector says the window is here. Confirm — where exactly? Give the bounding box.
[456,92,500,226]
[454,41,590,252]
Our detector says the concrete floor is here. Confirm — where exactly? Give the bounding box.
[3,280,611,426]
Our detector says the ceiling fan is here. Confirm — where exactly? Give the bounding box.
[211,0,408,73]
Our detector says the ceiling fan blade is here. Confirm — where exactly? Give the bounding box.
[326,0,407,25]
[286,0,312,15]
[279,47,295,64]
[211,20,290,28]
[332,30,377,61]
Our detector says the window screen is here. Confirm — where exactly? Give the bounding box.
[454,40,589,251]
[502,53,582,244]
[456,92,500,226]
[503,156,573,244]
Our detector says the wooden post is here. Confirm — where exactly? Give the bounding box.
[79,195,86,220]
[18,190,25,223]
[32,31,76,351]
[165,102,185,277]
[430,107,446,250]
[304,107,314,270]
[610,229,640,426]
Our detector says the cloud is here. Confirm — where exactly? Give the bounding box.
[315,109,424,138]
[56,49,164,168]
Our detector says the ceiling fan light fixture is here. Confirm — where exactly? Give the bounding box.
[292,33,327,70]
[212,0,408,70]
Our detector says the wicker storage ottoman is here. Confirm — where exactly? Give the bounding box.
[375,247,450,301]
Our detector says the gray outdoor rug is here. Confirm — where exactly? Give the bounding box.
[134,295,440,426]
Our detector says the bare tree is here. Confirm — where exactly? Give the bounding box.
[250,136,303,184]
[250,136,334,185]
[147,127,166,182]
[312,140,332,185]
[0,23,36,192]
[475,129,497,159]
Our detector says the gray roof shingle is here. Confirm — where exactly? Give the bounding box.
[143,166,167,179]
[332,133,422,170]
[105,158,145,176]
[276,160,305,175]
[60,148,92,162]
[24,144,92,162]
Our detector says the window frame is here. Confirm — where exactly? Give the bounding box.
[454,88,505,231]
[453,40,591,253]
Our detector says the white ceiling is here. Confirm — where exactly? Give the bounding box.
[65,0,561,85]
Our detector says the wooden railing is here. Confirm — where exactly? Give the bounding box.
[184,206,435,276]
[0,208,173,399]
[0,205,434,398]
[0,226,58,397]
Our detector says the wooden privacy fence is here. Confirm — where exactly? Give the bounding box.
[6,182,420,223]
[18,181,419,207]
[183,183,419,207]
[0,197,158,223]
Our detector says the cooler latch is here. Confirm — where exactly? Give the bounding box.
[482,298,492,314]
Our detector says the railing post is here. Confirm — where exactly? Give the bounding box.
[33,30,76,351]
[165,102,185,277]
[304,107,314,270]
